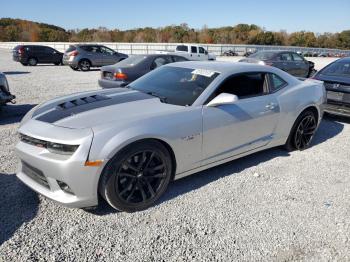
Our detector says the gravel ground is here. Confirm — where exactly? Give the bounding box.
[1,49,350,261]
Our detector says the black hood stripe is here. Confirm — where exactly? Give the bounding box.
[34,91,153,124]
[32,88,129,118]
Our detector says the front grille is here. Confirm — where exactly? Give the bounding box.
[19,133,47,148]
[324,82,350,91]
[22,161,50,189]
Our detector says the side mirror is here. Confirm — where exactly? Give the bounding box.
[205,51,208,55]
[207,93,239,107]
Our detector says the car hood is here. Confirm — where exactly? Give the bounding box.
[315,73,350,85]
[29,88,182,129]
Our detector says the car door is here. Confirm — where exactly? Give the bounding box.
[198,47,208,60]
[201,72,280,166]
[190,46,199,60]
[291,53,309,77]
[34,46,46,63]
[84,45,103,66]
[43,47,57,63]
[100,46,118,65]
[278,53,295,75]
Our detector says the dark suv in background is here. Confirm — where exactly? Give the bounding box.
[12,45,63,66]
[62,44,128,71]
[239,51,315,78]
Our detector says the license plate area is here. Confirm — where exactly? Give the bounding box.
[327,91,344,102]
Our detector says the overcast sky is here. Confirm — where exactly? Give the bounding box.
[1,0,349,33]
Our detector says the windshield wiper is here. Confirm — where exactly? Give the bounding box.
[145,91,168,103]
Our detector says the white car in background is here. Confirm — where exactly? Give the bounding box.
[157,44,216,61]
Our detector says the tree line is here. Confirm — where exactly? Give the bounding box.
[1,18,349,49]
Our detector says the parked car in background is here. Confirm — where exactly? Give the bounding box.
[312,57,350,117]
[99,54,188,88]
[62,44,128,71]
[12,45,63,66]
[16,62,325,212]
[239,51,315,78]
[0,72,16,107]
[223,50,238,56]
[174,44,216,60]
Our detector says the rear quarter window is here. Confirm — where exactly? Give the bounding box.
[269,73,287,92]
[176,45,188,52]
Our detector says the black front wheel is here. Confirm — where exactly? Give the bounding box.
[99,140,173,212]
[285,110,317,151]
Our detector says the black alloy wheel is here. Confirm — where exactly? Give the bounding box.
[99,141,172,212]
[285,110,317,151]
[293,113,317,150]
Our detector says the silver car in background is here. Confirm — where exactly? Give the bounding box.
[62,44,128,71]
[16,62,325,212]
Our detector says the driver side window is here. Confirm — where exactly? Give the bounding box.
[100,46,115,55]
[211,73,269,100]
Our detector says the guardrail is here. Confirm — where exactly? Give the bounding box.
[0,42,349,56]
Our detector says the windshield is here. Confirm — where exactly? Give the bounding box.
[116,55,146,66]
[249,51,276,60]
[128,66,219,106]
[321,61,350,77]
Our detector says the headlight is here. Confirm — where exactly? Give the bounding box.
[19,133,79,155]
[47,142,79,155]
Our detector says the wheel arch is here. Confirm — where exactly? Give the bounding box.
[98,137,178,182]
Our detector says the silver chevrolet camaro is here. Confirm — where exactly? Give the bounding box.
[16,62,326,212]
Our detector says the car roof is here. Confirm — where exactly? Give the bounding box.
[337,57,350,62]
[166,61,276,74]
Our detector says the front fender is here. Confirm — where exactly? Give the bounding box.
[89,109,203,175]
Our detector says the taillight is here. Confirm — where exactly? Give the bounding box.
[69,50,79,56]
[114,72,128,80]
[18,47,24,54]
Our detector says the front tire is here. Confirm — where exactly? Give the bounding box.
[285,110,317,151]
[99,140,173,212]
[78,59,91,71]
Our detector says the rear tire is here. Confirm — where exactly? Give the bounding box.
[28,57,37,66]
[99,140,173,212]
[285,110,317,151]
[78,59,91,71]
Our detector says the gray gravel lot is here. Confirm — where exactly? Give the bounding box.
[1,49,350,261]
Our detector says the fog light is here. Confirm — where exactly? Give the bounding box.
[57,181,74,195]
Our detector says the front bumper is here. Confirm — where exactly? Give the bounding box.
[15,120,102,208]
[325,103,350,117]
[98,78,128,89]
